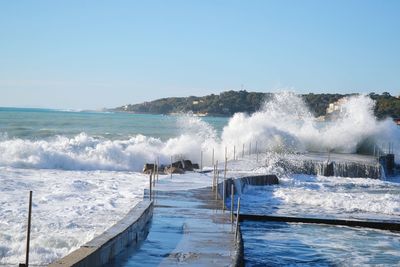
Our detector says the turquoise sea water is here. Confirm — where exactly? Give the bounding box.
[0,107,228,140]
[0,107,230,171]
[241,221,400,266]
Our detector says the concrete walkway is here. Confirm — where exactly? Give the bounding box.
[108,186,240,266]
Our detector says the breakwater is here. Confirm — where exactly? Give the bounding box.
[110,186,242,266]
[227,173,400,266]
[274,152,391,179]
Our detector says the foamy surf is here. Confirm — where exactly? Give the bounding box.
[0,168,148,265]
[0,93,399,265]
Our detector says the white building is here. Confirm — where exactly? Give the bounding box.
[326,98,348,114]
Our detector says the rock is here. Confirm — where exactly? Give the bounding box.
[183,160,194,171]
[164,166,185,174]
[171,160,200,171]
[171,161,184,169]
[143,163,156,174]
[192,163,199,169]
[144,159,200,175]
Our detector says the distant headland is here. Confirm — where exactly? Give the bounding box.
[112,91,400,120]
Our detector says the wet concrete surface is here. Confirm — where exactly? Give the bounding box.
[108,187,237,267]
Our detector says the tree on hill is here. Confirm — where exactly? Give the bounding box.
[113,91,400,120]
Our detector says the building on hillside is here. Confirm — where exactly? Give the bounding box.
[325,98,348,120]
[394,118,400,125]
[192,99,204,105]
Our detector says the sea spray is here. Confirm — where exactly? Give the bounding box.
[0,93,398,172]
[221,92,399,158]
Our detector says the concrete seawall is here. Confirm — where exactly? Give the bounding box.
[49,174,278,267]
[218,174,279,197]
[275,152,387,179]
[217,174,279,267]
[49,200,153,267]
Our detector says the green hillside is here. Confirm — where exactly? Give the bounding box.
[113,91,400,119]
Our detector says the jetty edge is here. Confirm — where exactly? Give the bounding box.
[47,173,279,267]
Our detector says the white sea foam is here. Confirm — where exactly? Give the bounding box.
[0,167,148,265]
[0,168,214,265]
[1,93,398,173]
[238,173,400,220]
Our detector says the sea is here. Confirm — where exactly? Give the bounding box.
[1,93,400,266]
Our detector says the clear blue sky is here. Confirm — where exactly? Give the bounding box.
[0,0,399,109]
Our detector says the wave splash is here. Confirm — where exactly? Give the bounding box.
[0,93,398,171]
[222,92,399,155]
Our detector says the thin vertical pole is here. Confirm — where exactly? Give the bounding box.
[256,141,259,162]
[149,174,152,201]
[214,160,218,191]
[233,145,236,161]
[230,184,234,224]
[215,170,219,200]
[224,156,227,180]
[25,191,32,267]
[225,146,227,162]
[200,150,203,171]
[212,148,215,167]
[212,164,215,190]
[222,179,226,210]
[156,157,159,182]
[242,143,244,158]
[153,161,156,187]
[170,156,173,179]
[235,197,241,240]
[213,164,216,189]
[249,142,252,156]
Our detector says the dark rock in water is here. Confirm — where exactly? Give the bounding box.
[182,160,194,171]
[171,161,183,169]
[171,160,199,171]
[143,163,156,174]
[192,163,200,169]
[164,166,185,174]
[144,159,199,174]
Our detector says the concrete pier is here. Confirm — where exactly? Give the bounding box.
[277,152,383,179]
[109,187,242,266]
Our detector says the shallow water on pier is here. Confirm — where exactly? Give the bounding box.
[241,221,400,266]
